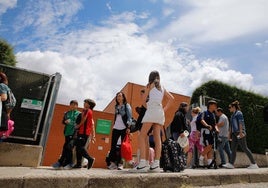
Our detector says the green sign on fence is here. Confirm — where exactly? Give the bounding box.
[96,119,112,135]
[21,98,44,110]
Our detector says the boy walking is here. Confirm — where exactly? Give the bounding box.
[52,100,81,169]
[73,99,96,169]
[199,100,217,167]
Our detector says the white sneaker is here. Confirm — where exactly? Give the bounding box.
[199,158,204,166]
[117,164,124,170]
[128,160,149,173]
[247,163,259,169]
[149,166,160,172]
[108,162,117,170]
[63,164,73,170]
[128,166,149,173]
[223,163,234,169]
[149,161,160,172]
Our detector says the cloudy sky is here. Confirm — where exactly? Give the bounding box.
[0,0,267,110]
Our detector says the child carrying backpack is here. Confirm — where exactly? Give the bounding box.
[0,72,16,139]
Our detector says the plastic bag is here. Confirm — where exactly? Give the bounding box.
[177,130,189,148]
[121,134,132,161]
[0,120,14,139]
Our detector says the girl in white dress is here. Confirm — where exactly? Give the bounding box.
[135,71,174,172]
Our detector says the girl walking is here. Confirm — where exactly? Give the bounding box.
[134,71,174,172]
[223,100,258,169]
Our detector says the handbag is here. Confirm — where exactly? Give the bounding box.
[129,118,138,133]
[121,134,132,161]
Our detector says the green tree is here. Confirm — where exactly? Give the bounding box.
[191,80,268,154]
[0,38,17,66]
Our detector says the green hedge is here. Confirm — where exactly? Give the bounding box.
[190,80,268,154]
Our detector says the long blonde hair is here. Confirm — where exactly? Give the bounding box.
[192,107,201,114]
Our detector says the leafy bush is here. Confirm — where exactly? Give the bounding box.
[0,38,17,66]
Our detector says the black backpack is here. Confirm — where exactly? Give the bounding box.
[196,111,207,131]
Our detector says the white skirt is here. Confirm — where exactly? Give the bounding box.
[142,102,165,125]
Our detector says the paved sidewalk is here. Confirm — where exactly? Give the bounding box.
[0,167,267,188]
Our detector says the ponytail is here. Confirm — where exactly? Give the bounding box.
[231,100,241,110]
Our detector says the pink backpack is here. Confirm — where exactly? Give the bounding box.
[0,120,14,139]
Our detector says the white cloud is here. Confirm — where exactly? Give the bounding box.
[141,18,158,31]
[157,0,268,43]
[13,0,82,38]
[255,43,262,47]
[255,83,268,95]
[106,2,112,12]
[255,40,268,48]
[103,11,149,25]
[162,8,174,17]
[15,14,265,110]
[0,0,17,15]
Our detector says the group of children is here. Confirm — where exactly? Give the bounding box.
[52,99,96,170]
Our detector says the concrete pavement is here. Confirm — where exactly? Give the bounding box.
[0,167,267,188]
[195,183,268,188]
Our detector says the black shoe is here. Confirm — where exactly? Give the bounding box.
[218,163,224,168]
[207,161,214,169]
[207,161,218,169]
[73,164,82,169]
[87,158,95,169]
